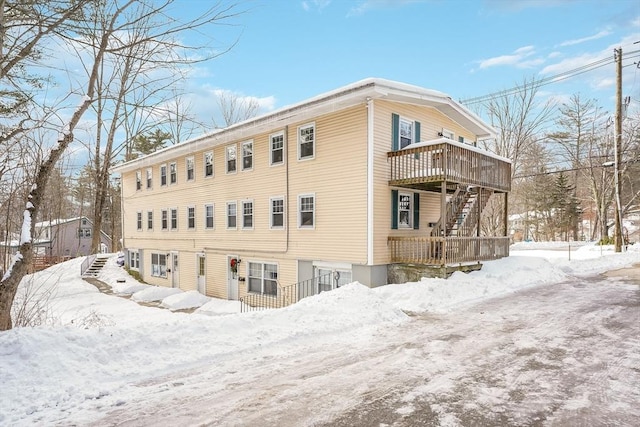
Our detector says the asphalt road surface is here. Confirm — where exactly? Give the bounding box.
[94,270,640,427]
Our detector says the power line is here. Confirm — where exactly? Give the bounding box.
[460,49,640,106]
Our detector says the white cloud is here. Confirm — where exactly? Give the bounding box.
[557,29,612,47]
[477,46,540,69]
[302,0,331,12]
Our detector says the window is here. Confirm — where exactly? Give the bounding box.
[391,190,419,230]
[205,204,214,229]
[242,141,253,170]
[135,171,142,190]
[270,132,284,165]
[227,202,237,229]
[161,209,168,230]
[81,218,88,226]
[129,250,140,270]
[248,262,277,296]
[146,168,152,189]
[169,162,177,184]
[398,193,412,228]
[151,253,167,277]
[160,164,167,186]
[78,228,91,238]
[204,152,213,177]
[226,145,236,173]
[137,212,143,230]
[147,211,153,230]
[170,208,178,230]
[441,128,454,140]
[187,206,195,229]
[242,200,253,229]
[298,123,315,160]
[270,197,284,229]
[186,157,195,181]
[299,194,315,228]
[399,118,413,149]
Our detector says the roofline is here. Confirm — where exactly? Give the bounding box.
[112,78,497,173]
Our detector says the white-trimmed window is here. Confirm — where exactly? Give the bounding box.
[135,171,142,191]
[248,262,278,296]
[400,118,413,149]
[242,140,253,171]
[170,208,178,230]
[242,200,253,229]
[205,204,214,229]
[129,250,140,270]
[169,162,177,184]
[441,128,454,140]
[161,209,168,230]
[226,145,237,173]
[270,131,284,165]
[160,164,167,186]
[187,206,195,229]
[146,168,152,189]
[78,228,91,238]
[151,253,167,277]
[136,211,142,230]
[147,211,153,230]
[298,194,315,228]
[398,192,412,228]
[204,151,214,177]
[227,202,237,229]
[298,123,315,160]
[186,157,195,181]
[270,197,285,229]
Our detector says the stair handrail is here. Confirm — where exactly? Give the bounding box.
[80,254,97,276]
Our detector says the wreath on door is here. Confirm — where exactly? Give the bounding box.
[230,258,238,274]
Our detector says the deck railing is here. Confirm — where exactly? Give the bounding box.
[388,236,510,265]
[240,273,334,312]
[388,141,511,192]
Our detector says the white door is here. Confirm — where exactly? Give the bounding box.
[197,254,206,294]
[171,252,179,288]
[227,255,239,300]
[316,267,352,294]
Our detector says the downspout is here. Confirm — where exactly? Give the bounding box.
[367,98,374,265]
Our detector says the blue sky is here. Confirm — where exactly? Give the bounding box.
[176,0,640,124]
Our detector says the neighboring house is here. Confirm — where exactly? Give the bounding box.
[112,78,511,305]
[0,216,112,273]
[34,216,112,258]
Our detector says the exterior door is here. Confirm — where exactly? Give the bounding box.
[171,252,179,288]
[197,253,206,294]
[227,255,239,300]
[315,267,352,294]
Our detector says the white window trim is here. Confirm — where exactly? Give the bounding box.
[226,201,237,230]
[160,164,167,186]
[151,252,167,278]
[226,145,237,174]
[247,260,278,296]
[170,207,178,231]
[241,199,254,230]
[399,117,414,149]
[147,210,153,230]
[136,211,143,231]
[270,131,285,167]
[270,196,285,230]
[298,193,315,229]
[187,205,196,230]
[441,128,455,140]
[204,151,214,178]
[398,192,412,229]
[297,122,315,161]
[241,140,253,172]
[161,209,168,230]
[129,249,140,271]
[135,171,142,191]
[169,161,177,185]
[186,156,195,181]
[204,203,215,229]
[146,168,153,189]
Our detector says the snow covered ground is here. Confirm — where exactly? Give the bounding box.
[0,242,638,426]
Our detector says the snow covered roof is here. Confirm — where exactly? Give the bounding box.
[35,217,85,228]
[402,137,511,163]
[113,78,496,173]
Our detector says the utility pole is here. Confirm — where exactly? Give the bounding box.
[613,47,623,253]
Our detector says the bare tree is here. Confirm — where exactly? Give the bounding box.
[212,89,260,128]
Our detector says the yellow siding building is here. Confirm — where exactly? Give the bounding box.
[112,78,511,303]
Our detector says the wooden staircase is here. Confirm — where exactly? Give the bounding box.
[431,186,493,237]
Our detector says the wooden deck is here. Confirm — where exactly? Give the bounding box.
[388,236,510,265]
